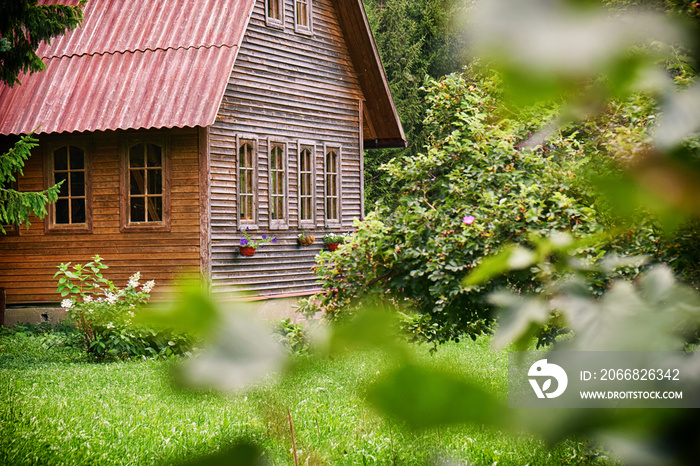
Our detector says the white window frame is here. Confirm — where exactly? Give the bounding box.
[236,135,259,229]
[268,139,289,230]
[297,140,316,228]
[265,0,285,29]
[294,0,313,35]
[323,143,342,228]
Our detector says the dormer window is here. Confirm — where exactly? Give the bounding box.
[266,0,284,29]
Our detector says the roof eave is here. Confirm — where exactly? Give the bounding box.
[336,0,406,145]
[364,138,407,150]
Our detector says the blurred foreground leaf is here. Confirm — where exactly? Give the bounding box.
[488,291,549,350]
[323,307,406,356]
[174,440,268,466]
[468,0,683,107]
[178,309,286,392]
[137,281,220,339]
[552,265,700,351]
[366,362,506,429]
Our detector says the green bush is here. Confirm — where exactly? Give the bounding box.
[301,69,610,343]
[272,319,309,354]
[54,255,193,361]
[0,321,84,364]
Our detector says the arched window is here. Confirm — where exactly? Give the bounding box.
[238,139,257,225]
[120,136,169,231]
[269,142,287,229]
[324,146,341,226]
[298,144,315,227]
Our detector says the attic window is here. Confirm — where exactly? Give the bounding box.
[266,0,284,29]
[46,141,92,234]
[294,0,312,34]
[120,136,170,232]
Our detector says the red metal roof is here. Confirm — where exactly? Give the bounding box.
[0,0,255,135]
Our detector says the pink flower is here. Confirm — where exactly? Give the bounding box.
[463,215,475,225]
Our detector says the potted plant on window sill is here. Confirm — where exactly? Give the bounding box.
[297,232,315,246]
[322,232,346,252]
[239,228,276,256]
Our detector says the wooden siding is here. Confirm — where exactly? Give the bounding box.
[209,0,364,297]
[0,128,201,304]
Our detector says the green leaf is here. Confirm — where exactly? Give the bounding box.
[463,245,533,286]
[489,291,550,350]
[367,362,506,429]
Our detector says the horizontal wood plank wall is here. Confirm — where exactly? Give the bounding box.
[0,128,201,304]
[210,0,364,297]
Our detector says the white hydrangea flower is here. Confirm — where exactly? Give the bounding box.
[61,298,74,309]
[141,280,155,294]
[128,272,141,288]
[106,292,118,305]
[84,295,93,303]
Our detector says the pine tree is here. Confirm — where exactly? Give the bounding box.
[0,0,85,233]
[362,0,466,209]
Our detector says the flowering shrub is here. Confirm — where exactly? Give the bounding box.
[55,255,192,360]
[239,227,277,249]
[299,69,607,344]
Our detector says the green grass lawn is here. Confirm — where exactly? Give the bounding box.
[0,328,612,465]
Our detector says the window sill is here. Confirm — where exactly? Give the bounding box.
[46,224,92,235]
[266,18,285,30]
[120,222,171,233]
[294,25,313,36]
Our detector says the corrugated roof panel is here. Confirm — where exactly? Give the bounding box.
[0,0,254,135]
[0,46,239,134]
[36,0,251,58]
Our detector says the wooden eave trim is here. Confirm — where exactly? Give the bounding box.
[336,0,406,143]
[363,138,408,149]
[358,100,365,217]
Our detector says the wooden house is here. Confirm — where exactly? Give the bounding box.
[0,0,405,308]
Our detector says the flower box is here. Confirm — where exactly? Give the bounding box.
[240,246,256,256]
